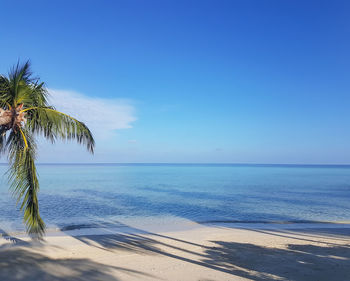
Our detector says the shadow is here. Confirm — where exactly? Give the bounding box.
[69,221,211,256]
[66,222,350,281]
[1,218,350,280]
[0,228,32,248]
[201,241,350,281]
[236,228,350,246]
[202,220,350,244]
[74,232,239,276]
[0,247,155,281]
[289,227,350,239]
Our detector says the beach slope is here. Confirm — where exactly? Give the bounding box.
[0,224,349,281]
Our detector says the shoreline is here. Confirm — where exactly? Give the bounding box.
[0,222,349,280]
[3,218,350,238]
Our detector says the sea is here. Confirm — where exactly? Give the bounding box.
[0,163,349,234]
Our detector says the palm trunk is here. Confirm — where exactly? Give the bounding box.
[0,107,26,127]
[0,109,13,126]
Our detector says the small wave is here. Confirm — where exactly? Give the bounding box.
[199,220,341,224]
[59,222,129,231]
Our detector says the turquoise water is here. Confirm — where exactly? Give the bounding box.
[0,164,349,232]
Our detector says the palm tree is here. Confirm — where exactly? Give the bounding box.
[0,61,94,237]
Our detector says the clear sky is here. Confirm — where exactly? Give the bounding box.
[0,0,349,164]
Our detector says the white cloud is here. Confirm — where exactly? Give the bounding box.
[48,89,136,139]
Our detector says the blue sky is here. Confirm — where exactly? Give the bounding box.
[0,0,349,164]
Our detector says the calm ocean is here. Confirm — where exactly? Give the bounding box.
[0,164,349,233]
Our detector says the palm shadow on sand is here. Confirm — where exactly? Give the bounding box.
[1,222,349,281]
[0,227,157,281]
[70,223,350,281]
[0,247,160,281]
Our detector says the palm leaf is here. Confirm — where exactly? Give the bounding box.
[7,128,45,237]
[23,107,95,153]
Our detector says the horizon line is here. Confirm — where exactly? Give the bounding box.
[0,162,349,166]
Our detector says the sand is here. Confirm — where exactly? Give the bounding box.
[0,223,349,281]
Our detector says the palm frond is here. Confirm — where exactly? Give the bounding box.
[7,128,45,237]
[27,82,49,107]
[9,60,34,85]
[0,126,8,154]
[23,107,95,153]
[0,76,13,109]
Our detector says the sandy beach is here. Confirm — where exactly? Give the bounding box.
[0,223,349,281]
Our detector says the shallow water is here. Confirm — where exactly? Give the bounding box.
[0,164,349,232]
